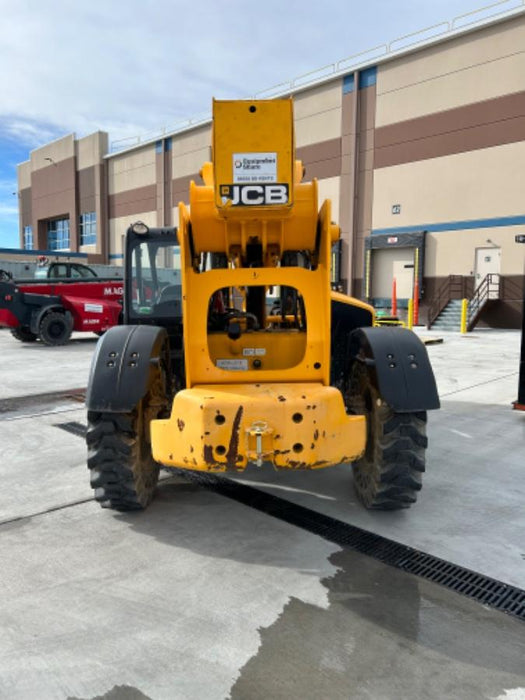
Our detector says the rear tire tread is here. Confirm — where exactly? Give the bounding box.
[10,326,38,343]
[348,363,428,510]
[355,405,427,509]
[86,410,159,511]
[39,311,72,346]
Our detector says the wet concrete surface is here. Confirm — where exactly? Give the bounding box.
[0,328,524,699]
[1,476,524,700]
[231,548,525,700]
[0,483,340,700]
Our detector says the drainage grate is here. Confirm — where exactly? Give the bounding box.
[56,421,87,438]
[171,469,525,623]
[64,391,86,403]
[0,388,86,420]
[57,420,525,623]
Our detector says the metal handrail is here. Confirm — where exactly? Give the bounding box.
[254,81,295,99]
[388,22,450,53]
[291,63,337,89]
[467,273,500,330]
[111,114,212,151]
[427,275,467,328]
[452,0,522,29]
[336,44,388,72]
[110,0,525,152]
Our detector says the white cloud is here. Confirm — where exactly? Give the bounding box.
[0,0,503,247]
[0,0,490,147]
[0,204,18,217]
[0,178,18,192]
[1,120,61,149]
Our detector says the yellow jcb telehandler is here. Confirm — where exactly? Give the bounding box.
[86,98,439,511]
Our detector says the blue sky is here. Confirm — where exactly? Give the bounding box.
[0,0,515,249]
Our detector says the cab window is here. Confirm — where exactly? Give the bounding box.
[72,264,96,278]
[50,264,68,278]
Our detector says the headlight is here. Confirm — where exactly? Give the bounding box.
[131,221,149,235]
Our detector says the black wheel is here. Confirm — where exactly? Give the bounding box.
[347,361,427,510]
[10,326,38,343]
[39,311,72,346]
[86,408,160,510]
[86,344,171,511]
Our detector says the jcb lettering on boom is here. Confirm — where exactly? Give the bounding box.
[220,183,289,206]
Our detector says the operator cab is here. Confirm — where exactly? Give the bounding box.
[34,261,99,279]
[124,222,182,327]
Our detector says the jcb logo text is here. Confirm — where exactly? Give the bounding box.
[220,184,289,206]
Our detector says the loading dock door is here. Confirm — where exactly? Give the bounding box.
[371,247,414,299]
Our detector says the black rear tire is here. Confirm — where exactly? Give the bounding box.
[86,407,160,511]
[11,326,38,343]
[348,361,427,510]
[86,339,171,511]
[39,311,72,346]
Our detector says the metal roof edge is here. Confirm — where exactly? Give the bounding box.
[105,3,525,160]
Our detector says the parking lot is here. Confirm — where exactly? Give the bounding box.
[0,327,524,700]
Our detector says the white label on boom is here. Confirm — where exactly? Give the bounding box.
[233,153,277,183]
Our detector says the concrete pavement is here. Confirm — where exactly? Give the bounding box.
[0,327,524,699]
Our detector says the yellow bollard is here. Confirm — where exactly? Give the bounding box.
[407,298,414,330]
[460,298,468,334]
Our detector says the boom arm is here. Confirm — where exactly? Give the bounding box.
[177,99,340,388]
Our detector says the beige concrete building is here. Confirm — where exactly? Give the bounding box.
[16,5,525,327]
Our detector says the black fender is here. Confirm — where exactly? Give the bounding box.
[86,324,169,413]
[349,326,440,412]
[30,303,73,335]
